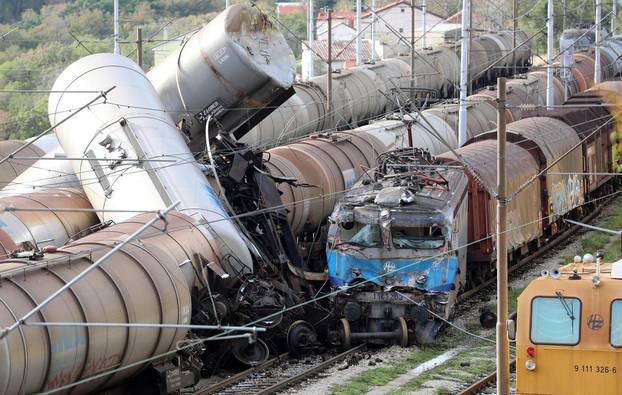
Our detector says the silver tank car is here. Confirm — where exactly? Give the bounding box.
[147,4,296,151]
[48,53,253,273]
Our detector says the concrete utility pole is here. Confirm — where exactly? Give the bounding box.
[308,0,315,79]
[327,9,333,116]
[458,0,470,146]
[410,0,416,106]
[422,0,427,49]
[613,0,618,35]
[512,0,517,75]
[495,76,510,395]
[371,0,377,62]
[546,0,554,110]
[595,0,602,84]
[136,27,143,69]
[356,0,362,65]
[562,0,567,31]
[113,0,120,54]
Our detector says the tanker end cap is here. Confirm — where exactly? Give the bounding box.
[222,4,296,88]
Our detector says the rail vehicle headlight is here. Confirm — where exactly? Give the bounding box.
[415,274,427,285]
[525,359,537,371]
[526,346,535,357]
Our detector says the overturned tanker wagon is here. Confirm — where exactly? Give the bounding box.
[0,4,331,394]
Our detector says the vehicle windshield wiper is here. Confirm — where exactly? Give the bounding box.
[556,291,576,333]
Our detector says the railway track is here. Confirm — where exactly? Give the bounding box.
[197,344,366,394]
[197,195,616,395]
[458,360,516,395]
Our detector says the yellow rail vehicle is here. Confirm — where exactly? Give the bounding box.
[516,253,622,395]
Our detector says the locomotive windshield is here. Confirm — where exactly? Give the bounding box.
[337,224,383,248]
[391,226,445,249]
[333,222,446,250]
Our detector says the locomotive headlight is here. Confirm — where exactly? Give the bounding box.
[525,359,536,371]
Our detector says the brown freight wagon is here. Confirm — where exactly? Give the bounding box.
[437,140,542,271]
[526,91,614,193]
[472,117,584,236]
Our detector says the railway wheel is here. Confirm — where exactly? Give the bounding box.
[396,316,409,347]
[287,320,317,357]
[338,318,352,349]
[231,338,270,366]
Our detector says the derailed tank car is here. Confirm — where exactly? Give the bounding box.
[147,4,296,150]
[325,149,468,344]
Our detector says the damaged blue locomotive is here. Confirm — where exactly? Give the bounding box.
[326,149,468,345]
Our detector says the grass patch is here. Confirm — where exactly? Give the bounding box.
[604,205,622,229]
[487,286,524,315]
[508,286,524,313]
[329,344,452,395]
[398,348,496,392]
[562,202,622,264]
[581,232,611,256]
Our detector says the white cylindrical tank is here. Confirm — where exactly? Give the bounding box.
[405,112,459,154]
[48,53,252,273]
[240,82,328,148]
[25,134,62,154]
[147,4,296,152]
[352,120,409,151]
[1,145,81,196]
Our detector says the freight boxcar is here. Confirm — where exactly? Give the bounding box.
[473,117,585,233]
[437,140,542,284]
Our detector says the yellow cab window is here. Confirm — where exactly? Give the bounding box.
[611,300,622,347]
[531,296,581,345]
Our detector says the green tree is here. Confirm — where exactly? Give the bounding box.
[281,10,306,59]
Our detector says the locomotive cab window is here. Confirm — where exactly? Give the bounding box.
[338,223,383,248]
[391,226,445,249]
[611,300,622,347]
[530,295,581,345]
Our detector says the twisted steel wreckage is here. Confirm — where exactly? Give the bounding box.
[1,4,622,393]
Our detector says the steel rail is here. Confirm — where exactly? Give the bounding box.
[255,344,367,395]
[199,344,366,395]
[458,360,516,395]
[196,353,288,394]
